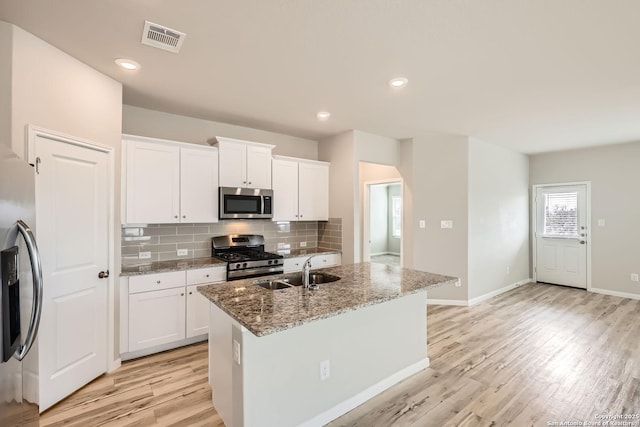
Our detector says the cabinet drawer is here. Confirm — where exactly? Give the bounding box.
[283,257,305,273]
[186,266,226,285]
[315,253,341,268]
[129,271,186,294]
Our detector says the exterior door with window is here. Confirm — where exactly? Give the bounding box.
[535,185,587,289]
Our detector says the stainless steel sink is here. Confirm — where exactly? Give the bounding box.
[254,279,293,290]
[282,272,341,287]
[253,272,341,290]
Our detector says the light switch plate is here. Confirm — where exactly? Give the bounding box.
[598,219,606,227]
[419,220,426,229]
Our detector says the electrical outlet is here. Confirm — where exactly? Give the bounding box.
[441,220,453,229]
[300,241,307,247]
[233,339,241,365]
[455,279,462,287]
[320,360,330,381]
[631,273,639,282]
[139,251,151,260]
[419,220,425,229]
[598,219,606,227]
[177,248,188,256]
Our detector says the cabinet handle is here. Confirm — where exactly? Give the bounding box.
[189,291,193,295]
[156,280,161,284]
[300,214,303,218]
[182,215,186,219]
[181,293,184,296]
[206,274,210,278]
[248,181,252,185]
[243,181,247,184]
[174,215,178,219]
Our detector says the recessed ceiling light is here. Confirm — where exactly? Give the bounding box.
[115,58,140,70]
[317,111,331,121]
[389,77,408,88]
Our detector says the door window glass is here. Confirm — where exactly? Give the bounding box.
[543,192,578,236]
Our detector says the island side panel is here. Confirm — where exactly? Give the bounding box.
[209,303,237,426]
[239,290,428,427]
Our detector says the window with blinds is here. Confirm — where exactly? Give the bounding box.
[392,196,401,238]
[543,192,578,236]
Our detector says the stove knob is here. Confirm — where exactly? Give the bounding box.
[236,263,241,269]
[268,260,272,265]
[243,262,248,268]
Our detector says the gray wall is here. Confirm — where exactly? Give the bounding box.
[401,134,470,302]
[123,105,318,160]
[530,141,640,297]
[468,138,530,300]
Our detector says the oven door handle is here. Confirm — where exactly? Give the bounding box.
[14,220,44,361]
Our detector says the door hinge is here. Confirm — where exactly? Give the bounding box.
[35,157,41,174]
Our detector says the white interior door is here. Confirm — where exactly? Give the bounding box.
[535,185,587,289]
[34,134,109,411]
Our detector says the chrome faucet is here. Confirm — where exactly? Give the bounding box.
[302,255,317,289]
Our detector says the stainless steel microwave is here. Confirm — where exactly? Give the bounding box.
[219,187,273,219]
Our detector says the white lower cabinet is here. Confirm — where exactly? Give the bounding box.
[283,253,341,273]
[129,287,186,352]
[122,266,226,358]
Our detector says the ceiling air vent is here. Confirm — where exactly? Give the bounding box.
[141,21,186,53]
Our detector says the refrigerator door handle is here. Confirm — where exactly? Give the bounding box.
[14,220,44,361]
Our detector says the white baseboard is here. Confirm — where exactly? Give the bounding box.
[108,357,121,373]
[467,278,532,306]
[589,287,640,301]
[121,334,207,361]
[426,298,468,306]
[427,278,532,307]
[299,357,430,427]
[370,252,401,257]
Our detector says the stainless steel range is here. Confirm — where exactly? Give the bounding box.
[211,234,284,281]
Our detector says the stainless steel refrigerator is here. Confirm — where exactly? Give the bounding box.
[0,142,43,426]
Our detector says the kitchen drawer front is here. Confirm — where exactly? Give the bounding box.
[314,253,341,268]
[283,253,341,273]
[186,266,226,285]
[129,271,186,294]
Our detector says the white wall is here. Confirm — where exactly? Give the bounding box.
[530,141,640,298]
[123,105,318,160]
[0,22,11,147]
[468,138,530,300]
[3,22,123,361]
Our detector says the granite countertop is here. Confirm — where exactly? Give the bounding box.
[121,257,226,276]
[280,247,340,258]
[198,262,458,337]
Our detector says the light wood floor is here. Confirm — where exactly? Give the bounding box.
[40,283,640,426]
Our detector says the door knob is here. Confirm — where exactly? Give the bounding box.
[98,270,110,279]
[579,240,586,244]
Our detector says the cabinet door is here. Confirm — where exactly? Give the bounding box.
[283,256,305,273]
[272,158,299,221]
[125,140,180,224]
[129,287,186,352]
[218,141,247,187]
[181,147,219,223]
[246,145,272,189]
[186,285,209,338]
[298,162,329,221]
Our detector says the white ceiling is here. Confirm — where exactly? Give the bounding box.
[2,1,640,154]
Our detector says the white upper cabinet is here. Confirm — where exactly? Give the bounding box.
[125,139,181,224]
[180,146,219,223]
[215,137,274,189]
[272,156,329,221]
[272,158,299,221]
[123,135,219,224]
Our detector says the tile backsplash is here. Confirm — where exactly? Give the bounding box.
[121,218,342,265]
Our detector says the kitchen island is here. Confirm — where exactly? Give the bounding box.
[198,262,457,427]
